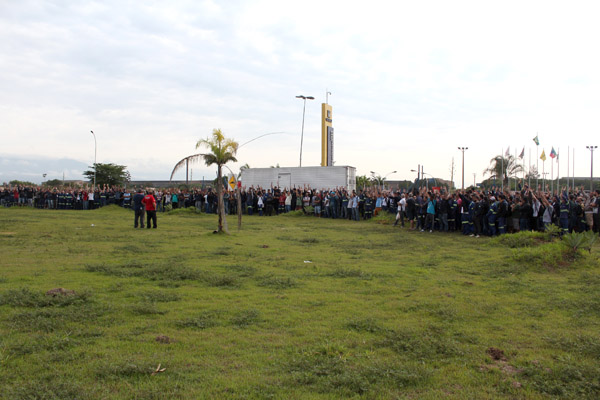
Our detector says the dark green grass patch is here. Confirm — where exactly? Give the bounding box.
[129,302,168,315]
[380,325,464,360]
[0,287,90,307]
[345,317,382,333]
[135,289,180,303]
[256,274,299,289]
[204,273,241,288]
[285,341,430,396]
[8,304,104,333]
[222,264,257,277]
[231,308,261,328]
[327,267,372,280]
[175,310,222,329]
[6,377,92,400]
[520,358,600,399]
[85,262,204,282]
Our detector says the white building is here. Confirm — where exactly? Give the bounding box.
[240,166,356,192]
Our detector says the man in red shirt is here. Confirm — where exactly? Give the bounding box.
[142,190,157,229]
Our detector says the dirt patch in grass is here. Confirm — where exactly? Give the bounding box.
[487,346,507,361]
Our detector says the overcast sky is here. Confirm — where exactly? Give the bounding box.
[1,0,599,185]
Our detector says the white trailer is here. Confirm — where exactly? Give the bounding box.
[240,166,356,192]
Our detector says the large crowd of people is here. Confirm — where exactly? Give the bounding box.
[1,183,599,235]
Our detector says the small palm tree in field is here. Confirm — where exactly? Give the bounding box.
[196,129,239,233]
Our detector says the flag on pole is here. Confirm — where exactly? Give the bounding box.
[540,150,547,161]
[533,135,539,145]
[519,147,525,159]
[505,146,510,156]
[550,147,557,159]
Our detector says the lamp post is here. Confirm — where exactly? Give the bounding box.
[458,147,468,189]
[421,171,437,190]
[542,172,549,192]
[411,165,422,187]
[296,95,314,167]
[587,145,597,192]
[90,130,97,189]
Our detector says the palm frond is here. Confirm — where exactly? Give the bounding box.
[169,153,207,181]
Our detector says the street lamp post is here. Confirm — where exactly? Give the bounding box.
[90,130,97,189]
[411,165,422,186]
[587,145,597,192]
[458,147,468,189]
[296,95,314,167]
[542,172,549,192]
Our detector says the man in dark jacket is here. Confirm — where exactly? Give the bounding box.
[132,189,145,228]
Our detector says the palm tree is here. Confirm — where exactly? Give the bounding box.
[370,174,385,190]
[171,129,238,233]
[356,175,370,190]
[238,163,250,179]
[483,154,524,186]
[196,129,239,233]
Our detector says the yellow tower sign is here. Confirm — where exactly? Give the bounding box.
[321,103,333,166]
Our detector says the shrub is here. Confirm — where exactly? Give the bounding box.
[544,224,562,240]
[491,231,548,248]
[511,241,571,268]
[562,231,598,256]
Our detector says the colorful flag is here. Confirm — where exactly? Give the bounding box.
[533,135,539,145]
[550,147,557,159]
[505,146,510,156]
[540,150,546,161]
[519,147,525,159]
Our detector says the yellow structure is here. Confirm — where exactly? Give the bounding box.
[321,103,333,166]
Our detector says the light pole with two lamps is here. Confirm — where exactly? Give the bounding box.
[296,95,314,167]
[90,130,97,189]
[587,145,597,192]
[458,147,468,189]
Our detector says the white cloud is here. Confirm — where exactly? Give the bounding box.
[1,0,599,184]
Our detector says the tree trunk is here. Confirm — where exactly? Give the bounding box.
[237,183,242,230]
[217,165,227,233]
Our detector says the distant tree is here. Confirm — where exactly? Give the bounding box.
[370,174,385,189]
[356,175,370,190]
[9,180,36,186]
[483,155,523,187]
[43,179,63,187]
[525,165,539,181]
[238,163,250,179]
[83,163,130,187]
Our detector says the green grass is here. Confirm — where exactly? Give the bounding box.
[1,206,600,399]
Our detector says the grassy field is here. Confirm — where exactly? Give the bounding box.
[1,206,599,399]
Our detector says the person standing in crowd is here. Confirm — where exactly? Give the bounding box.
[142,190,157,229]
[132,189,145,228]
[592,190,599,234]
